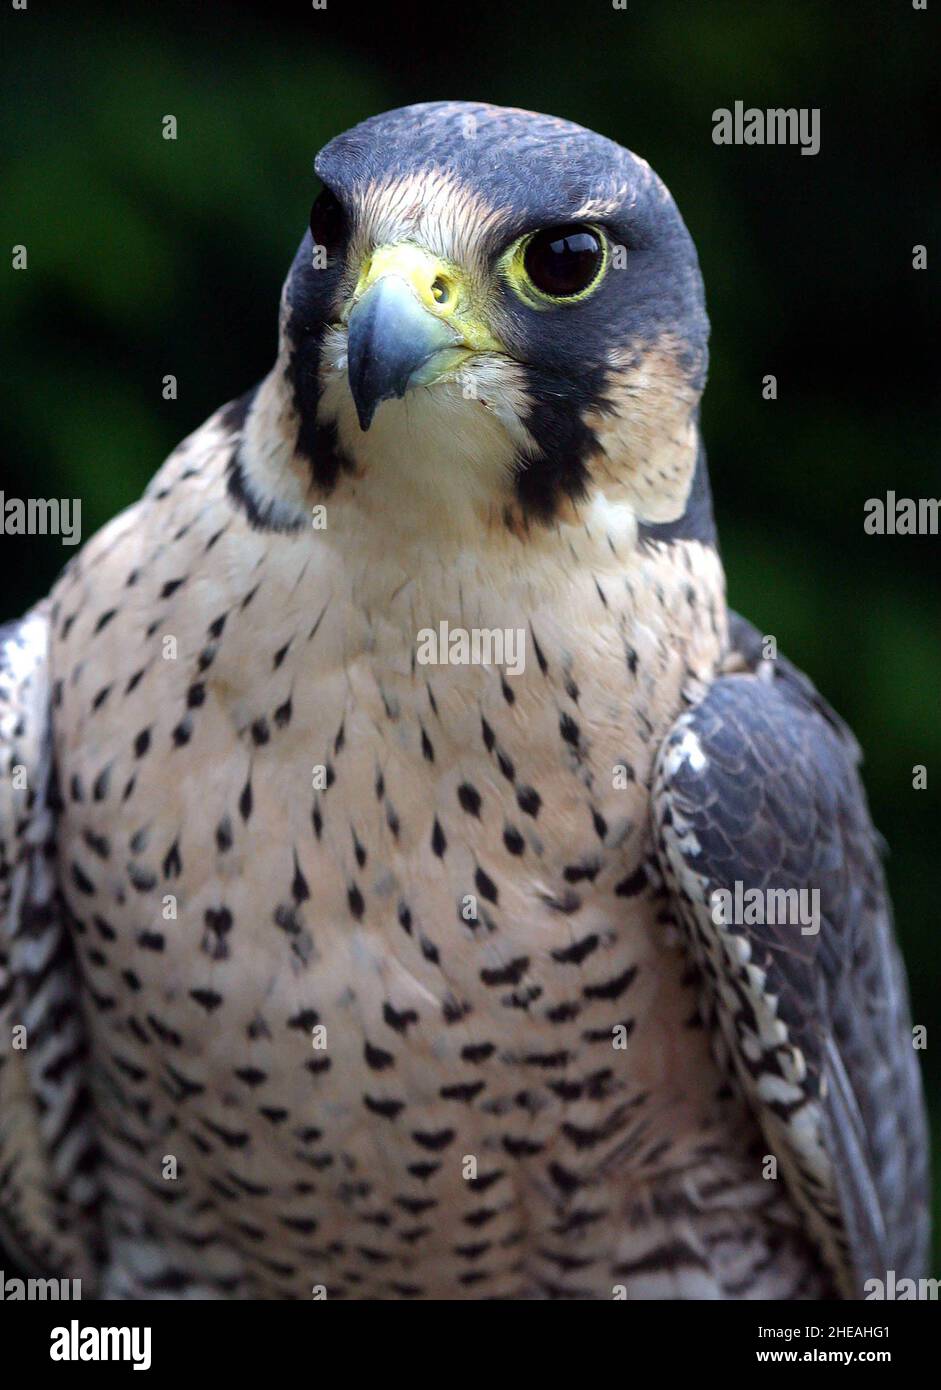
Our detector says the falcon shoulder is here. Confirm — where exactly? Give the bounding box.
[0,608,102,1285]
[653,612,930,1298]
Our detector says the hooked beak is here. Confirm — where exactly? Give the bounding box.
[343,243,502,431]
[346,277,462,431]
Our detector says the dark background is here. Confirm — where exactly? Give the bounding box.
[1,0,938,1271]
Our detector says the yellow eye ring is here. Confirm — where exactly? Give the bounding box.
[501,223,608,308]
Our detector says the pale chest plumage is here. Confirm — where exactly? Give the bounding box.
[45,412,820,1297]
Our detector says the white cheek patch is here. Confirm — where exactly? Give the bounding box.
[584,339,701,525]
[458,356,539,459]
[235,374,320,532]
[321,325,349,376]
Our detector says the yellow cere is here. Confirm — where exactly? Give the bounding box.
[348,243,504,355]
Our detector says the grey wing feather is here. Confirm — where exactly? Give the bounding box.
[0,607,102,1285]
[653,611,930,1297]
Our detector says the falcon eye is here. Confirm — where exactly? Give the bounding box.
[521,224,605,300]
[309,187,347,255]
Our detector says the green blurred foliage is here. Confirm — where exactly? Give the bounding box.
[1,0,938,1267]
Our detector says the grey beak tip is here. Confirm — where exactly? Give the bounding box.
[345,276,458,433]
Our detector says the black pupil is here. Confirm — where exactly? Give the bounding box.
[309,189,345,252]
[524,225,602,297]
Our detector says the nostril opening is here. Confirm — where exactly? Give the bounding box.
[431,276,450,305]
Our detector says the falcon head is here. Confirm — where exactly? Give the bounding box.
[249,102,713,539]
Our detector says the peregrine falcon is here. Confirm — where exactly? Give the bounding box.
[0,101,929,1300]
